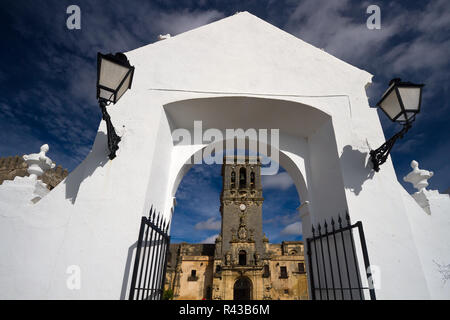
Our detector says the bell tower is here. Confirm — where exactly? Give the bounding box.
[216,155,266,266]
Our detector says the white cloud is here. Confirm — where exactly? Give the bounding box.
[284,0,403,65]
[383,38,450,75]
[262,172,294,190]
[264,212,299,225]
[281,222,303,235]
[200,233,219,244]
[195,217,221,230]
[284,0,450,80]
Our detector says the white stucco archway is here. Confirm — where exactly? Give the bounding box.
[151,95,351,300]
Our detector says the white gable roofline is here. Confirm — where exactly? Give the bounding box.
[125,11,372,98]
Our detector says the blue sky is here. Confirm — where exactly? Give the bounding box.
[0,1,449,243]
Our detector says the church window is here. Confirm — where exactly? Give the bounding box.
[239,168,246,188]
[188,269,198,281]
[298,262,305,273]
[250,171,255,188]
[280,266,288,278]
[238,250,247,266]
[263,264,270,277]
[231,171,236,188]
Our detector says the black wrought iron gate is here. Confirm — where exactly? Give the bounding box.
[129,207,171,300]
[306,213,376,300]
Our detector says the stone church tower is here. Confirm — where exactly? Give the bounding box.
[212,156,270,300]
[217,156,266,265]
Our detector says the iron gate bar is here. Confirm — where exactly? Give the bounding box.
[129,215,146,301]
[306,213,376,300]
[143,213,160,299]
[159,236,170,299]
[149,214,160,299]
[143,211,155,299]
[331,218,345,299]
[324,221,336,299]
[311,225,322,300]
[306,244,316,300]
[338,215,353,300]
[318,224,329,300]
[148,213,160,299]
[153,221,165,299]
[147,215,158,298]
[157,224,167,299]
[357,221,376,301]
[129,207,171,300]
[152,218,166,300]
[160,233,170,298]
[348,216,364,300]
[139,215,151,300]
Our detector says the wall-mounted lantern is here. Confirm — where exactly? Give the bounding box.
[370,78,424,172]
[96,52,135,160]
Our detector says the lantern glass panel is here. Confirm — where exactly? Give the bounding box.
[398,87,421,111]
[379,88,402,121]
[99,59,130,93]
[115,71,132,103]
[99,88,114,101]
[396,111,417,122]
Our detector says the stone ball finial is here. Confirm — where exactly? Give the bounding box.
[23,144,55,179]
[403,160,434,192]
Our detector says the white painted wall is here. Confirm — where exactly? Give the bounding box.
[0,12,441,299]
[400,186,450,299]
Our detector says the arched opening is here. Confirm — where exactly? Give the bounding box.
[160,96,348,300]
[239,167,246,188]
[231,171,236,189]
[166,153,306,299]
[238,250,246,266]
[234,277,252,300]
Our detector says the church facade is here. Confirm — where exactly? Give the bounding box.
[164,156,309,300]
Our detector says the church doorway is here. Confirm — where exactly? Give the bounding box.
[233,277,252,300]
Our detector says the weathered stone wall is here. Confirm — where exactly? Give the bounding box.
[267,242,308,300]
[0,155,68,190]
[165,243,215,300]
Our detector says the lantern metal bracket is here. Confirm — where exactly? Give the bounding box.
[369,122,412,172]
[99,98,121,160]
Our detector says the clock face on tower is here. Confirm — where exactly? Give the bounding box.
[239,204,246,211]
